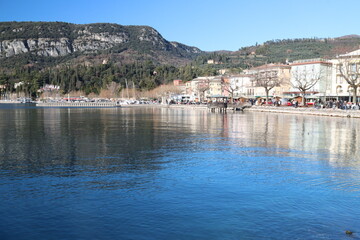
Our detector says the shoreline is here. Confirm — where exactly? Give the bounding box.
[244,106,360,118]
[168,104,360,118]
[131,104,360,118]
[3,101,360,118]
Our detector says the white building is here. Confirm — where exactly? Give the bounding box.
[286,59,332,101]
[228,74,254,98]
[330,49,360,101]
[185,76,217,101]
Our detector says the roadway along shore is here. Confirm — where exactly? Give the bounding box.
[244,105,360,118]
[162,104,360,118]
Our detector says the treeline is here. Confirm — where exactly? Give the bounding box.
[263,37,327,45]
[0,22,130,41]
[0,22,75,41]
[0,61,218,98]
[0,22,156,42]
[237,36,360,64]
[193,52,231,64]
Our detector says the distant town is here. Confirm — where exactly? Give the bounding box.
[178,48,360,107]
[1,49,360,108]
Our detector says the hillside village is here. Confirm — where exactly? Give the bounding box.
[179,48,360,106]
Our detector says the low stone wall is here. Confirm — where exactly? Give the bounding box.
[245,106,360,118]
[36,102,120,108]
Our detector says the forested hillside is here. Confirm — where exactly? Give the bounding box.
[1,21,360,98]
[236,36,360,64]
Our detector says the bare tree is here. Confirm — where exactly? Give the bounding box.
[140,84,183,102]
[291,68,321,105]
[99,82,121,98]
[253,69,283,105]
[222,77,238,103]
[196,78,210,102]
[159,84,183,96]
[337,59,360,103]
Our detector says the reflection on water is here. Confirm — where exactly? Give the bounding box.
[2,106,359,168]
[1,104,360,240]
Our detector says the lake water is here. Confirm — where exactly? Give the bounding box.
[1,104,360,240]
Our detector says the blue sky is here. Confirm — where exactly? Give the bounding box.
[1,0,359,51]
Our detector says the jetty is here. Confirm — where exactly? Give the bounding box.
[36,101,121,108]
[207,95,252,112]
[207,95,228,112]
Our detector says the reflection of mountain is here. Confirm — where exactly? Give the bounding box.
[0,107,186,173]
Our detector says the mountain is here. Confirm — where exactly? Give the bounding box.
[2,21,360,71]
[335,34,360,39]
[0,21,202,68]
[231,36,360,66]
[196,35,360,71]
[1,21,360,97]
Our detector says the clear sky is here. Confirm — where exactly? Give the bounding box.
[1,0,359,51]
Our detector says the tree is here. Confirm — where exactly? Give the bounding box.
[142,84,183,103]
[253,67,283,105]
[291,67,321,105]
[337,59,360,103]
[222,77,238,103]
[196,78,210,102]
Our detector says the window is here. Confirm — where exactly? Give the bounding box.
[351,64,356,73]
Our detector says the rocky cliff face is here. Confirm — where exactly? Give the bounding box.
[0,22,201,59]
[0,38,72,57]
[0,25,130,57]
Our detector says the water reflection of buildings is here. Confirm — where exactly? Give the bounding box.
[225,111,360,167]
[1,106,360,173]
[161,108,360,168]
[327,118,360,166]
[153,108,360,168]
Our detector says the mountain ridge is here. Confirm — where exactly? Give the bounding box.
[0,21,202,67]
[1,21,360,72]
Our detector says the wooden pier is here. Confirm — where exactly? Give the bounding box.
[208,102,228,112]
[207,95,252,112]
[36,101,121,108]
[207,95,228,112]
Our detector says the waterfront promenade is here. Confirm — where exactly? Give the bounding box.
[244,105,360,118]
[121,103,360,118]
[168,104,360,118]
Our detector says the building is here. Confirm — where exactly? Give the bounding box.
[185,76,217,102]
[227,74,254,98]
[286,59,332,102]
[208,76,223,97]
[183,48,360,103]
[173,79,184,86]
[330,49,360,102]
[247,64,291,99]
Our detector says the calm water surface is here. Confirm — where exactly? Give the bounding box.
[1,104,360,240]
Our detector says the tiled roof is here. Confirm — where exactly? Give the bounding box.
[290,61,332,66]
